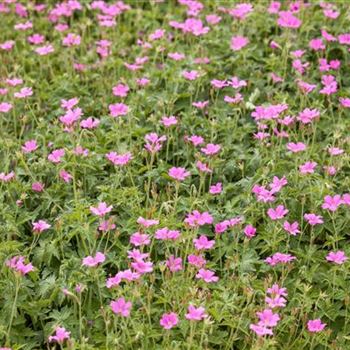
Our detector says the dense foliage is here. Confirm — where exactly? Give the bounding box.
[0,1,350,349]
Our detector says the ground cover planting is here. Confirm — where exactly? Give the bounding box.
[0,1,350,349]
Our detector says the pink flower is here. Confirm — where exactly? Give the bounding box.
[166,255,183,272]
[244,224,256,238]
[130,232,151,247]
[0,102,13,113]
[131,260,153,274]
[230,35,249,51]
[106,152,132,166]
[193,235,215,250]
[82,252,106,267]
[59,170,73,183]
[320,74,337,95]
[62,33,81,46]
[109,103,129,117]
[61,98,79,110]
[32,182,44,192]
[90,202,113,217]
[297,108,319,124]
[28,33,45,45]
[265,253,296,266]
[196,268,219,283]
[188,254,206,268]
[48,327,70,343]
[277,11,301,29]
[137,217,159,228]
[269,176,288,193]
[326,251,347,265]
[14,87,33,98]
[299,161,317,174]
[0,171,15,182]
[6,256,34,275]
[35,44,54,55]
[183,70,199,81]
[339,97,350,108]
[161,115,178,128]
[201,143,221,156]
[250,323,273,336]
[168,52,185,61]
[48,149,65,163]
[144,133,166,153]
[0,40,15,51]
[209,182,222,195]
[256,309,280,327]
[304,213,324,226]
[267,205,289,220]
[160,312,179,329]
[112,83,129,97]
[309,38,325,51]
[307,319,326,333]
[110,297,132,317]
[287,142,306,153]
[283,221,300,236]
[22,140,38,153]
[192,101,209,109]
[186,135,204,146]
[80,117,100,129]
[155,228,180,241]
[328,147,344,156]
[185,210,213,227]
[185,305,207,321]
[322,195,343,212]
[33,220,51,233]
[168,167,190,181]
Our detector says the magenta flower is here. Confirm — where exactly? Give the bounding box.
[22,140,38,153]
[250,323,273,336]
[299,161,317,174]
[193,235,215,250]
[183,70,199,81]
[109,103,129,117]
[230,35,249,51]
[322,195,343,212]
[244,224,257,238]
[256,309,280,327]
[82,252,106,267]
[185,210,213,227]
[155,228,181,241]
[80,117,100,129]
[0,102,12,113]
[196,268,219,283]
[131,260,153,274]
[188,254,206,268]
[307,319,326,333]
[48,326,70,343]
[201,143,221,156]
[130,232,151,247]
[35,44,54,55]
[106,152,132,166]
[267,205,289,220]
[168,167,190,181]
[110,297,132,317]
[297,108,320,124]
[277,11,301,29]
[48,149,65,163]
[59,170,73,183]
[144,133,166,153]
[32,220,51,233]
[166,255,183,272]
[6,256,34,275]
[185,305,207,321]
[112,83,129,97]
[161,115,178,128]
[265,253,296,266]
[160,312,179,329]
[137,216,159,228]
[326,251,347,265]
[304,213,324,226]
[283,221,300,236]
[287,142,306,153]
[90,202,113,217]
[32,182,44,192]
[209,182,222,195]
[0,171,15,182]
